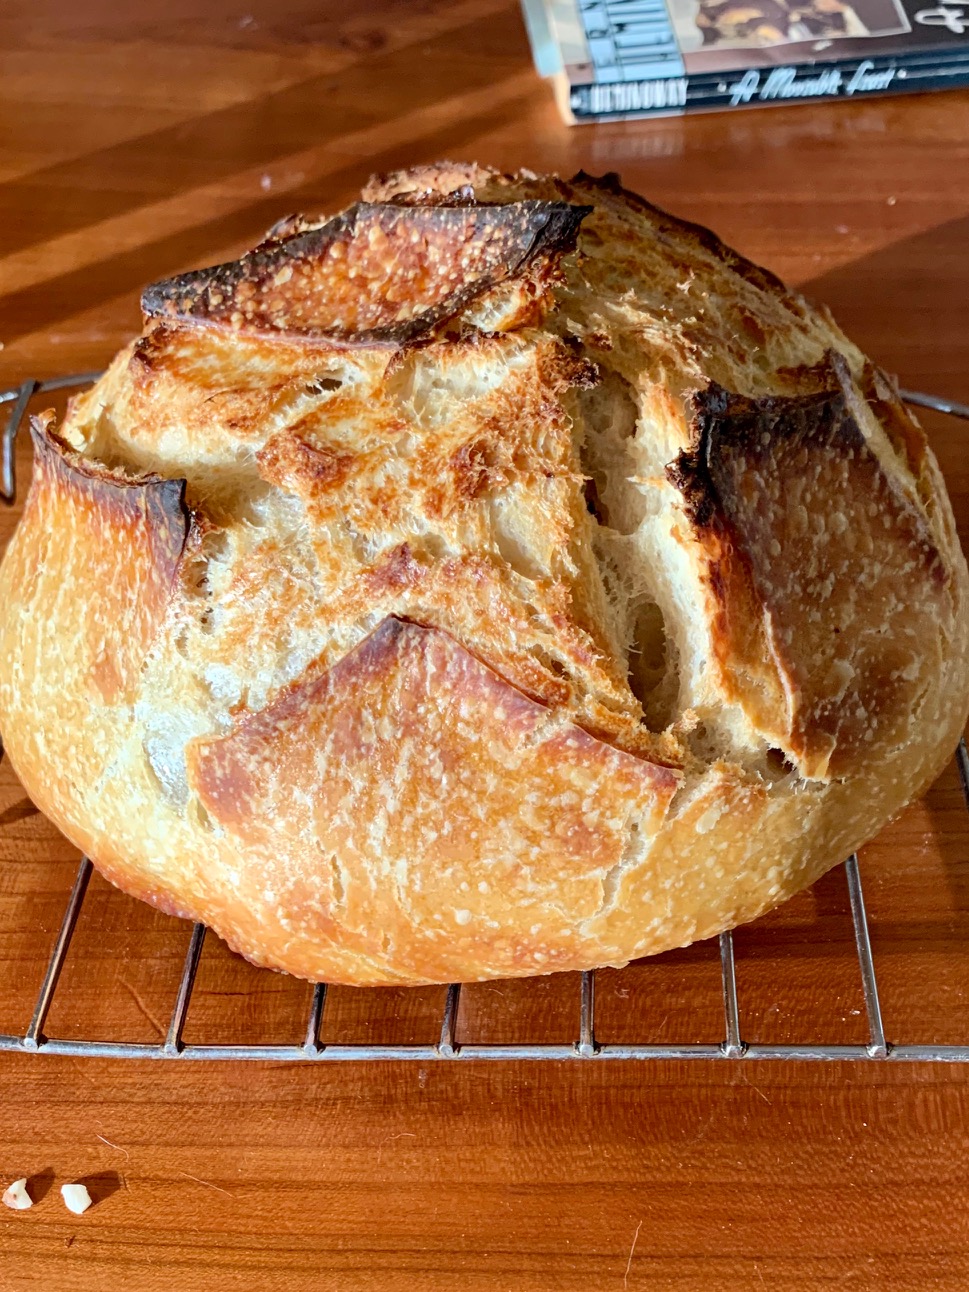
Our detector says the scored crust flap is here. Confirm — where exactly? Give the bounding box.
[667,355,950,780]
[188,617,680,982]
[141,201,592,346]
[20,417,189,705]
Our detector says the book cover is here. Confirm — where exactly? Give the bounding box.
[521,0,969,120]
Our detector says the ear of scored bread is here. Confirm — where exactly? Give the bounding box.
[20,417,189,709]
[188,616,679,982]
[0,415,190,856]
[141,200,591,345]
[668,353,950,780]
[0,163,966,985]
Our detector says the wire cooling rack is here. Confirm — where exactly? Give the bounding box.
[2,372,969,1063]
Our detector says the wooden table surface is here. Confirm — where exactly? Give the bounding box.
[3,2,969,1287]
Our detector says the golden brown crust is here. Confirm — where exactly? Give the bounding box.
[361,162,488,205]
[1,162,967,985]
[25,417,189,703]
[141,200,591,346]
[667,354,950,778]
[187,617,678,981]
[569,169,789,297]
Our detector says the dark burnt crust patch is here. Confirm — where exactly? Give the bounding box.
[667,375,842,531]
[666,356,948,779]
[668,353,943,573]
[142,201,592,347]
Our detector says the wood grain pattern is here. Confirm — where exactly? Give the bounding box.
[2,2,969,1286]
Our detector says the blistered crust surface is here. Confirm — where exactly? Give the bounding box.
[23,420,189,704]
[190,618,678,981]
[668,356,950,779]
[0,418,191,876]
[142,201,590,345]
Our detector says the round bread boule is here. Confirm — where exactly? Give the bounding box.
[1,164,967,985]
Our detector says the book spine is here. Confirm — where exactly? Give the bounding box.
[567,50,969,120]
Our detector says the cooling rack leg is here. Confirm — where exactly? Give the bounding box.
[719,931,744,1058]
[1,371,105,506]
[438,984,461,1058]
[164,923,206,1056]
[1,379,37,504]
[303,983,327,1056]
[24,856,93,1050]
[844,855,888,1058]
[955,739,969,815]
[900,389,969,420]
[577,970,597,1057]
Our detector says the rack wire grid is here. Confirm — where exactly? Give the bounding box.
[2,371,969,1063]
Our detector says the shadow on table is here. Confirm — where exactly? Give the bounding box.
[802,212,969,403]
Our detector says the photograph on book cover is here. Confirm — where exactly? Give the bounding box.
[667,0,909,50]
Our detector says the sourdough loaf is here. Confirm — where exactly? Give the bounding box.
[1,164,966,984]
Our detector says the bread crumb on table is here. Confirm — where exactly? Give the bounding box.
[60,1183,92,1215]
[2,1178,32,1210]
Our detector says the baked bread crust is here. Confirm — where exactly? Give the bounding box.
[1,165,966,984]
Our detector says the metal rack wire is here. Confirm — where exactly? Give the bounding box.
[2,371,968,1063]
